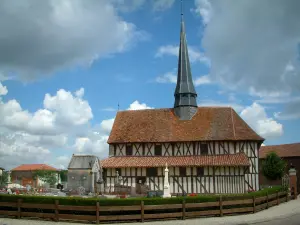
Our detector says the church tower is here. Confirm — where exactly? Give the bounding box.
[174,1,198,120]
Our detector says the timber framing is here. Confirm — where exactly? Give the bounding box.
[103,140,260,194]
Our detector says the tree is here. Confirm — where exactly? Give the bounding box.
[0,171,8,187]
[33,170,58,186]
[59,170,68,182]
[262,152,286,180]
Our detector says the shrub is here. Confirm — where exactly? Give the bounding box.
[0,186,284,207]
[262,152,286,180]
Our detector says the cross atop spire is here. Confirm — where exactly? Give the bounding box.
[173,0,198,120]
[181,0,183,17]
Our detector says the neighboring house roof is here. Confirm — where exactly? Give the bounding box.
[107,107,264,144]
[101,153,250,168]
[259,143,300,158]
[11,164,57,171]
[68,154,98,169]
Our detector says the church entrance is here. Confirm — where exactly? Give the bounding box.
[136,177,146,194]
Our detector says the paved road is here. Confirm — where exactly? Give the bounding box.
[253,213,300,225]
[1,214,300,225]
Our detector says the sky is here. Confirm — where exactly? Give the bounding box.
[0,0,299,170]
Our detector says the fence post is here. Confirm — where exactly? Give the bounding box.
[219,196,223,217]
[141,200,144,223]
[96,202,100,224]
[17,199,22,219]
[253,196,256,213]
[277,191,279,205]
[55,200,59,222]
[266,193,269,209]
[286,191,289,202]
[182,199,186,220]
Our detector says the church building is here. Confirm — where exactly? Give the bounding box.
[101,7,264,195]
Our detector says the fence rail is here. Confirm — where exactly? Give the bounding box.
[0,191,290,223]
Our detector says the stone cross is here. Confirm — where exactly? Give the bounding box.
[163,163,171,198]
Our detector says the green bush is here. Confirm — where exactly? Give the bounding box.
[262,152,286,180]
[0,186,285,207]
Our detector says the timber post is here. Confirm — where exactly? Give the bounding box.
[182,199,186,220]
[17,198,22,219]
[141,200,144,222]
[266,192,269,209]
[219,196,223,217]
[96,202,100,224]
[55,200,59,222]
[253,196,256,213]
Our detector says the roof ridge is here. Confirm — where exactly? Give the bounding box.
[262,142,300,147]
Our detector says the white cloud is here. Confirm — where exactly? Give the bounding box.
[155,45,210,65]
[0,0,147,81]
[128,100,153,110]
[111,0,174,12]
[240,102,283,139]
[152,0,175,11]
[73,135,109,157]
[193,0,213,25]
[72,100,153,157]
[0,82,8,96]
[54,156,70,169]
[0,83,95,169]
[75,88,84,98]
[155,70,212,87]
[196,0,300,97]
[101,107,117,112]
[0,88,93,136]
[44,89,93,127]
[198,100,245,113]
[194,75,211,86]
[274,98,300,120]
[100,118,115,134]
[155,71,177,84]
[111,0,146,12]
[0,81,154,169]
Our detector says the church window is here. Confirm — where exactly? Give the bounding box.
[126,145,133,156]
[146,168,157,177]
[155,145,162,156]
[200,143,208,155]
[179,167,186,176]
[197,167,204,176]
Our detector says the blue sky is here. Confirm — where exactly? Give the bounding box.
[0,0,299,169]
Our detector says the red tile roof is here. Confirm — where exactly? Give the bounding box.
[107,107,264,144]
[11,164,58,171]
[101,153,250,168]
[259,143,300,158]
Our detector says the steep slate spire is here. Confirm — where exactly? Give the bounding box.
[174,0,198,120]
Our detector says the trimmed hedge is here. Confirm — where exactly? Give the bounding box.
[0,186,284,207]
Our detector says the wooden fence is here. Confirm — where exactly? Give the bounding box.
[0,191,290,223]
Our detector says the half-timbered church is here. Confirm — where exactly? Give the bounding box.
[101,6,264,195]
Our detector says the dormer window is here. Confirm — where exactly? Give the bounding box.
[200,143,208,155]
[126,145,132,156]
[155,145,162,156]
